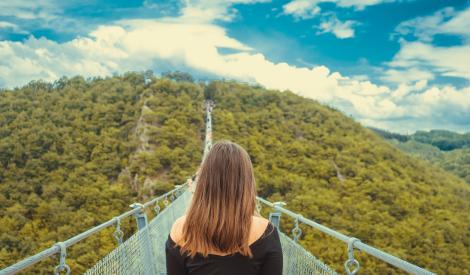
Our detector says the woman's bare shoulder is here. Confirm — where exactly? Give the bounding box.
[253,215,269,224]
[250,216,270,244]
[170,215,269,244]
[170,215,186,244]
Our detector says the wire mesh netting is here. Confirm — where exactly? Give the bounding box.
[279,231,337,275]
[85,190,336,275]
[148,190,192,274]
[85,189,191,275]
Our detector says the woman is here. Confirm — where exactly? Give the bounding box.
[165,141,283,275]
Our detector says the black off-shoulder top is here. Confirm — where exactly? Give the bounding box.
[165,222,283,275]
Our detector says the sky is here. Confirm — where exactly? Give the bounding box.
[0,0,469,133]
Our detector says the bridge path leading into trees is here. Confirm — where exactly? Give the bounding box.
[1,100,435,275]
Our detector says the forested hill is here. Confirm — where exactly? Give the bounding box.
[1,74,470,274]
[371,128,470,151]
[0,74,205,273]
[209,81,470,273]
[372,128,470,184]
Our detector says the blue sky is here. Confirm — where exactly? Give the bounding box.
[0,0,469,133]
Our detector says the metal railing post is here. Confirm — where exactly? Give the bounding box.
[130,203,156,274]
[269,201,286,228]
[130,203,148,230]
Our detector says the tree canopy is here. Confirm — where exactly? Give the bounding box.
[374,128,470,185]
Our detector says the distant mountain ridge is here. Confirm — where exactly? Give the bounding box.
[371,127,470,184]
[370,127,470,151]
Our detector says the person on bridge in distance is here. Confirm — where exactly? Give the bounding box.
[166,140,283,275]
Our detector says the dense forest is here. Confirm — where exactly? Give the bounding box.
[411,130,470,151]
[0,75,146,273]
[0,74,204,273]
[371,128,470,151]
[372,128,470,184]
[1,73,470,274]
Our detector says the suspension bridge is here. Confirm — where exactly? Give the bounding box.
[1,100,435,275]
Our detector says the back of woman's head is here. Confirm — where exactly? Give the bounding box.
[181,140,258,258]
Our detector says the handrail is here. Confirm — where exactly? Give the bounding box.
[0,184,188,275]
[256,196,436,275]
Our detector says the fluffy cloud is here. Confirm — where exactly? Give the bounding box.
[389,41,470,79]
[390,6,470,82]
[283,0,321,19]
[0,15,469,132]
[179,0,270,22]
[440,7,470,37]
[394,7,455,42]
[283,0,388,39]
[0,21,19,30]
[283,0,393,18]
[0,0,468,132]
[0,21,28,36]
[395,7,470,40]
[381,68,434,84]
[317,16,357,39]
[0,0,59,19]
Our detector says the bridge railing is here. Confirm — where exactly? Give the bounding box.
[0,183,188,275]
[257,197,436,275]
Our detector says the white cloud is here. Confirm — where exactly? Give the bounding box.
[389,40,470,80]
[335,0,386,9]
[283,0,322,19]
[0,0,63,20]
[283,0,393,18]
[282,0,386,39]
[179,0,270,23]
[317,16,357,39]
[389,6,470,84]
[0,21,18,29]
[395,6,470,41]
[0,21,28,34]
[394,7,456,42]
[381,67,434,84]
[277,1,470,131]
[0,1,95,36]
[440,7,470,37]
[0,0,467,133]
[1,15,469,133]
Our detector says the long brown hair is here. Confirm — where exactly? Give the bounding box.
[180,140,259,259]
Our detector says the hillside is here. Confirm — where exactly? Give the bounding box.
[0,74,204,273]
[370,128,470,151]
[1,74,470,274]
[373,128,470,184]
[411,130,470,151]
[0,76,140,273]
[209,81,470,273]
